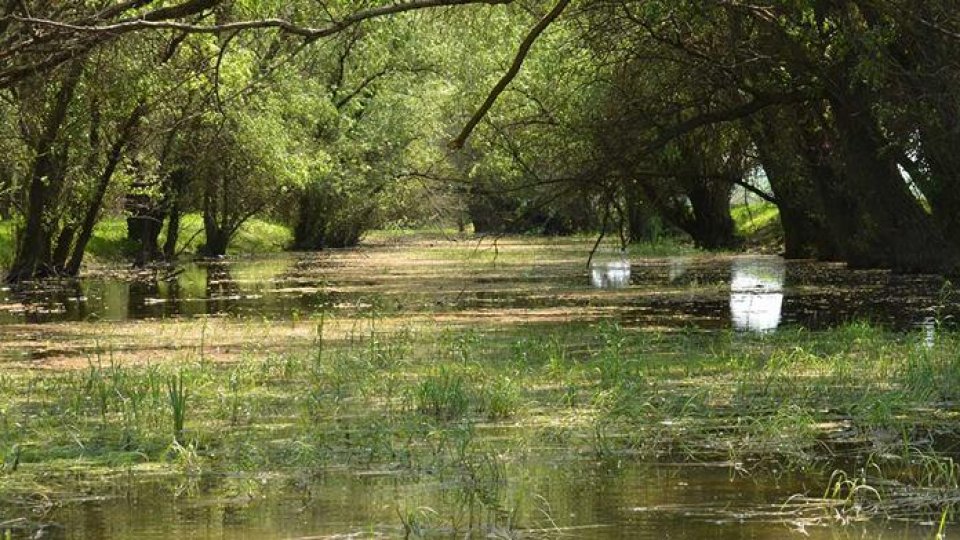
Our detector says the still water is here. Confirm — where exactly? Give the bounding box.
[1,252,951,332]
[0,242,953,538]
[0,458,936,539]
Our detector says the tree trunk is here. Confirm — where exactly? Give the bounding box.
[292,184,328,250]
[163,204,182,260]
[918,124,960,251]
[682,176,741,250]
[51,225,76,270]
[162,169,189,261]
[67,103,145,276]
[6,63,83,282]
[201,180,229,257]
[749,108,840,260]
[823,90,958,272]
[624,180,659,243]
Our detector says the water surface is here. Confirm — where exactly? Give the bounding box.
[0,240,953,539]
[0,248,950,333]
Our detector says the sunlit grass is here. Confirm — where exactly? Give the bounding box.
[161,213,292,257]
[0,219,14,268]
[0,214,294,272]
[732,201,780,235]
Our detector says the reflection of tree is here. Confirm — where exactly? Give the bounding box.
[730,259,785,292]
[206,264,239,315]
[591,263,631,289]
[128,279,160,320]
[61,282,87,322]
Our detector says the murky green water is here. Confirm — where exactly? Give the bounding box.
[1,241,954,538]
[1,459,936,539]
[0,249,951,333]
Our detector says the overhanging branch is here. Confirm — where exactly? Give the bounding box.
[449,0,571,149]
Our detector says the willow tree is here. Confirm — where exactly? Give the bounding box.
[1,0,515,280]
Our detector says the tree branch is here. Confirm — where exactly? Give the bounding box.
[449,0,571,149]
[1,0,512,88]
[636,91,807,156]
[11,0,510,40]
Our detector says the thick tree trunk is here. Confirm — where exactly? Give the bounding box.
[749,109,840,260]
[624,180,659,243]
[682,176,741,250]
[201,226,230,257]
[126,188,165,264]
[51,225,76,270]
[292,185,328,250]
[201,183,229,257]
[823,91,959,272]
[6,63,82,282]
[919,125,960,251]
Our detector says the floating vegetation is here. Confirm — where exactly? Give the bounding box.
[1,238,959,538]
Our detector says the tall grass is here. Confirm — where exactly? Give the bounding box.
[2,322,960,526]
[166,370,188,444]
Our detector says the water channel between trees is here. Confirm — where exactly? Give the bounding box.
[0,238,954,539]
[1,249,951,332]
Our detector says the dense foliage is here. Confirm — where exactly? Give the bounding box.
[1,0,959,280]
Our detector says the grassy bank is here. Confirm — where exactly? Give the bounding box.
[732,201,780,235]
[2,320,958,527]
[0,214,292,270]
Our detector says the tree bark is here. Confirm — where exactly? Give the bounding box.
[162,169,189,260]
[6,62,83,282]
[749,108,840,260]
[823,89,959,272]
[624,180,659,243]
[681,175,741,250]
[67,103,146,276]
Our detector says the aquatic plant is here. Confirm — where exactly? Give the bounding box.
[414,368,471,421]
[166,370,188,444]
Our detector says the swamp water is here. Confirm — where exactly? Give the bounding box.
[0,247,951,332]
[1,238,955,538]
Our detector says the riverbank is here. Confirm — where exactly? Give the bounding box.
[0,214,292,271]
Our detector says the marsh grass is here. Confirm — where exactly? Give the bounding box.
[3,321,960,527]
[166,370,187,444]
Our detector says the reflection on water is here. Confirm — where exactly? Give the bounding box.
[0,258,298,324]
[667,258,688,282]
[0,249,953,334]
[590,259,631,289]
[0,245,954,539]
[2,459,929,540]
[730,258,785,332]
[920,316,937,349]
